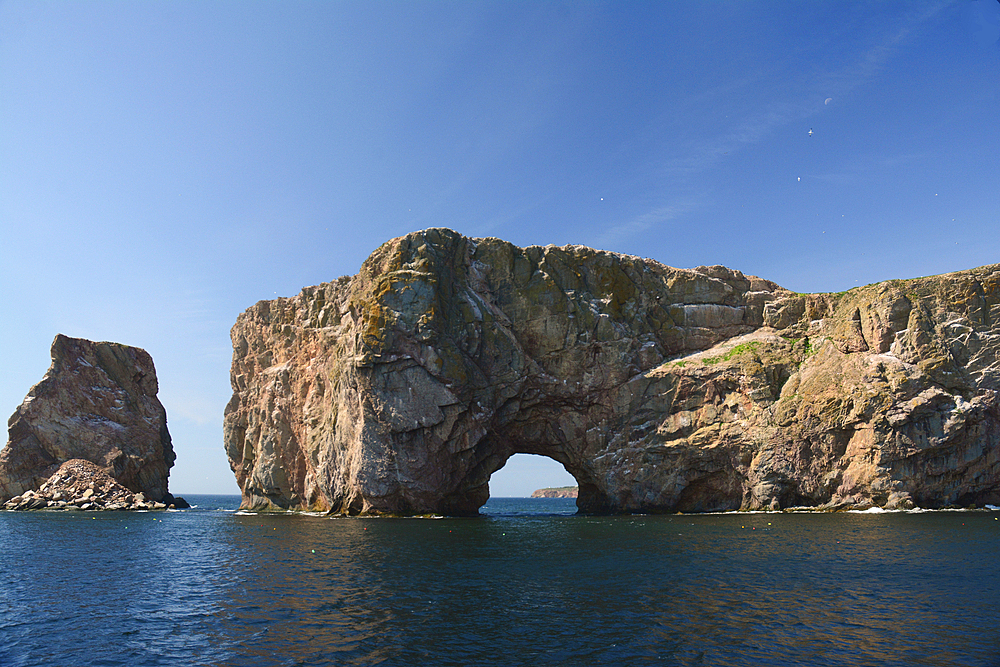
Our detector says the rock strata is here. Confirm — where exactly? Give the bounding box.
[224,228,1000,515]
[531,487,579,499]
[0,335,183,507]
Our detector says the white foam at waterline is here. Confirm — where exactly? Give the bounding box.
[708,506,996,515]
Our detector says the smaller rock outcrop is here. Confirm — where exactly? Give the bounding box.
[531,487,579,499]
[0,334,182,507]
[2,459,187,511]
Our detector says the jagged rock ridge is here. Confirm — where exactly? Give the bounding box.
[224,228,1000,514]
[0,334,180,506]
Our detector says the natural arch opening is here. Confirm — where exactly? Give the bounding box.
[488,453,577,498]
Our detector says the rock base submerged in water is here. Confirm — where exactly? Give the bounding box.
[224,228,1000,515]
[0,334,180,506]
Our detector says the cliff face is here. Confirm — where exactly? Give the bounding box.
[224,228,1000,514]
[0,335,176,503]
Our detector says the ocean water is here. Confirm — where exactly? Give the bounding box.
[2,496,1000,666]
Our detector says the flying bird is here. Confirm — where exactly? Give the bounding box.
[808,128,814,136]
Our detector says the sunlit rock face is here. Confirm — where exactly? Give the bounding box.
[0,335,176,503]
[224,228,1000,514]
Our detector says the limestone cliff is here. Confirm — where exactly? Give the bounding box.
[224,228,1000,514]
[0,334,178,504]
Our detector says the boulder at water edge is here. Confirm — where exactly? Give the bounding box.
[0,334,182,507]
[224,228,1000,515]
[3,459,179,511]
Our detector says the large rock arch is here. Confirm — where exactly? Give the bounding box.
[224,229,1000,514]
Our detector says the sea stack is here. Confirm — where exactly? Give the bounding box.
[0,334,182,509]
[224,228,1000,515]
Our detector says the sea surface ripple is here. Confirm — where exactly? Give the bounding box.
[2,496,999,666]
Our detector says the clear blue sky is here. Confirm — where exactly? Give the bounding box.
[2,1,998,496]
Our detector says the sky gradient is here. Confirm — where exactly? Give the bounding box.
[2,0,998,496]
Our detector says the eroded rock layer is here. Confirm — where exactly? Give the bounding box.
[0,335,177,503]
[224,228,1000,514]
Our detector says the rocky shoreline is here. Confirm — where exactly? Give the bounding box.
[1,459,187,512]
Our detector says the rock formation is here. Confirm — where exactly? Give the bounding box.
[531,487,579,499]
[224,228,1000,514]
[3,459,175,511]
[0,334,182,507]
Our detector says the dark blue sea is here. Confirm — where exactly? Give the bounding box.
[2,496,1000,666]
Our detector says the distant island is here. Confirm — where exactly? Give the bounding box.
[531,486,579,499]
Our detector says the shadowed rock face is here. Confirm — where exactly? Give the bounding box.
[0,335,176,503]
[224,228,1000,514]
